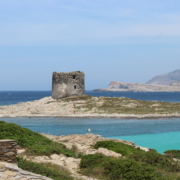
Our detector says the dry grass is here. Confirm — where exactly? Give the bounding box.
[62,95,180,115]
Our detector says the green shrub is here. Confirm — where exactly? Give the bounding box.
[17,157,73,180]
[0,121,76,156]
[94,141,142,156]
[164,150,180,159]
[80,154,164,180]
[103,158,162,180]
[129,150,180,173]
[80,153,106,168]
[94,141,180,173]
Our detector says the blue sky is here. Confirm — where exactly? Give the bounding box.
[1,0,180,90]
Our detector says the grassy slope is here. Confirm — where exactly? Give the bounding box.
[0,121,81,179]
[0,121,75,156]
[18,157,74,180]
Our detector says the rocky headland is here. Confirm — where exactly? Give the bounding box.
[94,81,180,92]
[146,69,180,85]
[1,95,180,118]
[94,69,180,92]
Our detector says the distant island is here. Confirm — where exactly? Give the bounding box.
[94,69,180,92]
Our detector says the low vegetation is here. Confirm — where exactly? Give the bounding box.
[60,95,92,102]
[94,140,142,156]
[0,121,80,180]
[80,141,180,180]
[18,157,73,180]
[164,150,180,159]
[80,154,164,180]
[0,121,76,157]
[58,95,180,115]
[2,121,180,180]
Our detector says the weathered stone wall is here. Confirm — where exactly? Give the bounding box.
[52,71,85,99]
[0,140,18,163]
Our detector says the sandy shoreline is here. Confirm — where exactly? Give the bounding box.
[0,96,180,119]
[1,114,180,119]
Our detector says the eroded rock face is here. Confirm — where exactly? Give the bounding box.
[52,71,85,99]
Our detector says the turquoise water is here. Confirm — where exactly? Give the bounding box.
[2,91,180,154]
[111,131,180,154]
[2,117,180,154]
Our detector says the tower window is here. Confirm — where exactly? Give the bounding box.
[74,85,76,89]
[73,75,76,79]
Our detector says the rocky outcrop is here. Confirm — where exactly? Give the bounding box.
[29,133,149,179]
[16,133,151,180]
[0,162,52,180]
[97,148,122,158]
[146,69,180,85]
[25,154,98,180]
[23,133,137,180]
[41,133,149,154]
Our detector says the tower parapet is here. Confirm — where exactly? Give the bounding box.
[52,71,85,99]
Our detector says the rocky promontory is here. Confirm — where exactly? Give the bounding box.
[1,95,180,118]
[94,69,180,92]
[94,81,180,92]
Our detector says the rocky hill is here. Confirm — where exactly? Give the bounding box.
[171,79,180,86]
[93,69,180,92]
[94,81,180,92]
[146,69,180,85]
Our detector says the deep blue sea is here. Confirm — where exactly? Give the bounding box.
[1,90,180,154]
[1,91,180,105]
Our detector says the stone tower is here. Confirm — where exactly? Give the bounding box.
[52,71,85,99]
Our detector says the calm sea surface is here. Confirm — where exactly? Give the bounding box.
[1,91,180,154]
[1,91,180,105]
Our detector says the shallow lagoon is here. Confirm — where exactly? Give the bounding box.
[111,132,180,154]
[1,117,180,154]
